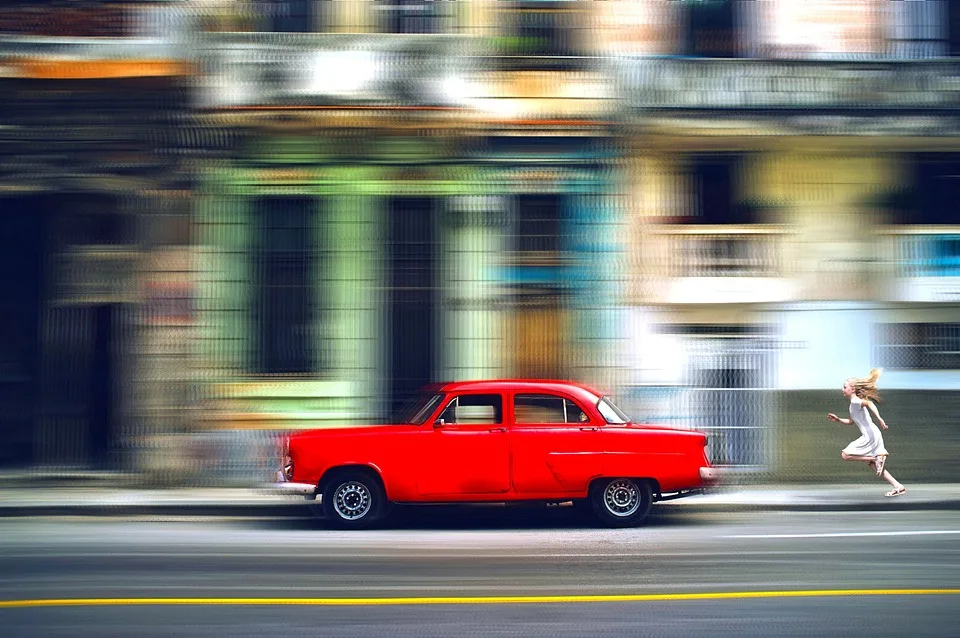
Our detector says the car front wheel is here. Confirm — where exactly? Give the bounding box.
[322,471,386,530]
[590,478,653,528]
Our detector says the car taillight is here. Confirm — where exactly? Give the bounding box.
[279,436,294,480]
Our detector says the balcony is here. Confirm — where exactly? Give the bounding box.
[197,31,477,109]
[616,57,960,134]
[879,227,960,302]
[638,224,795,304]
[195,32,613,123]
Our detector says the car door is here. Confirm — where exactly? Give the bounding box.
[417,392,511,496]
[509,392,603,495]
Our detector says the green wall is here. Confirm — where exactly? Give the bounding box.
[772,390,960,484]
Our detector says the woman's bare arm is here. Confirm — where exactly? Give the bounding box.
[827,412,852,425]
[864,400,888,430]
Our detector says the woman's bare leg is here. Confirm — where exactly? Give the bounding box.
[841,452,875,462]
[865,460,905,495]
[880,470,903,490]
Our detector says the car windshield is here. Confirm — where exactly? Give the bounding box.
[596,395,631,424]
[396,393,445,425]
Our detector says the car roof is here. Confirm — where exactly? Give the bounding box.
[424,379,607,401]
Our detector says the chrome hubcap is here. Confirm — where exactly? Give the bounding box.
[333,481,372,520]
[603,479,640,517]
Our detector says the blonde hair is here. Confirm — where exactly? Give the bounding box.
[847,368,883,403]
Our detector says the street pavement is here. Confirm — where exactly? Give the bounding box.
[0,510,957,637]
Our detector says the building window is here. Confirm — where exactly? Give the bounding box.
[914,154,960,224]
[692,155,736,224]
[500,1,586,67]
[258,0,332,33]
[252,197,316,375]
[0,0,132,37]
[876,322,960,369]
[757,0,885,59]
[882,154,960,225]
[888,0,947,57]
[887,0,960,58]
[515,194,562,255]
[682,0,739,58]
[895,233,960,277]
[687,154,752,224]
[662,155,785,278]
[378,0,445,34]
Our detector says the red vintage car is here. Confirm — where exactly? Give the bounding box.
[275,379,719,528]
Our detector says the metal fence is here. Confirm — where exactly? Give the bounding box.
[619,384,776,474]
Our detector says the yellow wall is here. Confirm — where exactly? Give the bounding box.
[627,148,906,303]
[752,152,898,298]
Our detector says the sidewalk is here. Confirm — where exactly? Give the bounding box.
[0,483,957,517]
[657,483,960,512]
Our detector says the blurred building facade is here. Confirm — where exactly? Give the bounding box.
[0,0,957,483]
[0,1,192,473]
[615,0,960,473]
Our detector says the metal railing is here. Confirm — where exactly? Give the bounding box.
[643,225,791,279]
[196,31,479,108]
[616,57,960,111]
[878,227,960,278]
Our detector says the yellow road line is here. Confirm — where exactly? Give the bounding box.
[1,590,959,608]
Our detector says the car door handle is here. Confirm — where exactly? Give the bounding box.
[489,427,507,433]
[580,427,599,432]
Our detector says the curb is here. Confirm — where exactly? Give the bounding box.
[1,498,958,518]
[657,500,960,513]
[0,504,312,518]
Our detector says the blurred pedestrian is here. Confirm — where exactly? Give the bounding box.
[827,368,906,497]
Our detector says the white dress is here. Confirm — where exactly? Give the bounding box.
[842,396,888,457]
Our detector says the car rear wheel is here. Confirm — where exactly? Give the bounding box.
[590,478,653,528]
[322,471,387,530]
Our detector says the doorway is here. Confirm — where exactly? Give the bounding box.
[0,197,45,467]
[387,197,439,420]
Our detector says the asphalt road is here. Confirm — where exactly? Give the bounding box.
[0,506,958,637]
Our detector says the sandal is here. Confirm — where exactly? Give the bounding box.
[875,454,887,476]
[885,486,906,498]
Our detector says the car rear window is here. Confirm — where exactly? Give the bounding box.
[514,394,588,424]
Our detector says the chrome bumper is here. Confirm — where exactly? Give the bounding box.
[700,467,721,481]
[271,470,318,499]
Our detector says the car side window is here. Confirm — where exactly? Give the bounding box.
[514,394,588,424]
[436,394,503,425]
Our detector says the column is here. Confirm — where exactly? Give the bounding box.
[442,195,507,381]
[326,194,382,420]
